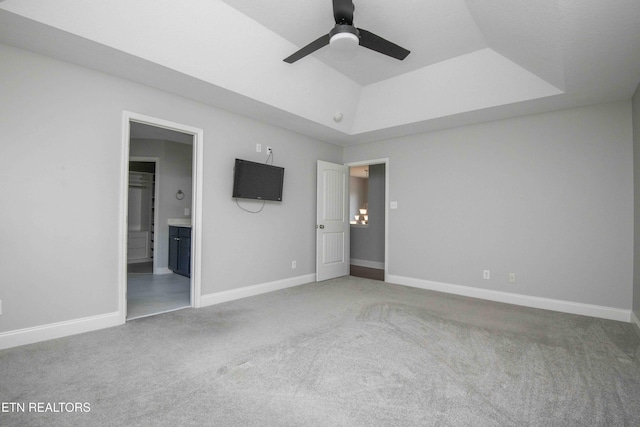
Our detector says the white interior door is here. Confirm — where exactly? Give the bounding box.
[316,160,350,281]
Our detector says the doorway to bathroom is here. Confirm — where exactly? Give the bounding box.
[120,112,204,323]
[127,124,193,319]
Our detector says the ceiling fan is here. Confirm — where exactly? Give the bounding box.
[283,0,410,63]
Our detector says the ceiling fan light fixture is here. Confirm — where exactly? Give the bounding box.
[329,31,359,53]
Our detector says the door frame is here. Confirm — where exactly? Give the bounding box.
[344,158,389,282]
[119,111,204,324]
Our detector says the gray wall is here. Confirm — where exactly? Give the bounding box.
[0,43,341,333]
[130,139,193,271]
[344,102,634,309]
[633,83,640,322]
[351,164,385,265]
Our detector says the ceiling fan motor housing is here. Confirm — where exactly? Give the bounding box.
[330,24,359,39]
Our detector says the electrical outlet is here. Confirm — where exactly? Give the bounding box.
[292,260,297,269]
[256,143,262,152]
[483,270,490,280]
[509,273,516,283]
[0,300,3,315]
[267,146,272,154]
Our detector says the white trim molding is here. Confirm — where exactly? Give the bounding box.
[0,312,120,350]
[387,275,632,323]
[201,274,316,307]
[351,258,385,270]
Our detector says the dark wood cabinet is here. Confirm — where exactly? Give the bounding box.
[168,226,191,278]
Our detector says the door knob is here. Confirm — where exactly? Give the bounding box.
[318,225,325,229]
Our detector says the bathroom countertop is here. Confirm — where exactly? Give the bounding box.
[168,219,192,227]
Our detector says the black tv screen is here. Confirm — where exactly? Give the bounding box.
[232,158,284,201]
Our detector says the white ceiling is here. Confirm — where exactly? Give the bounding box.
[221,0,488,86]
[1,0,639,146]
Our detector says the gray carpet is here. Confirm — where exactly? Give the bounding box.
[1,276,639,426]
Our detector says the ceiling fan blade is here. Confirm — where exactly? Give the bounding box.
[333,0,354,25]
[357,28,410,60]
[283,34,330,63]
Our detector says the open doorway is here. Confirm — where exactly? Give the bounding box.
[127,123,193,319]
[120,113,203,323]
[348,161,387,281]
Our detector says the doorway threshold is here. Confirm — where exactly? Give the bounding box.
[127,305,190,321]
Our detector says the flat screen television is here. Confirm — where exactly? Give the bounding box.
[232,158,284,201]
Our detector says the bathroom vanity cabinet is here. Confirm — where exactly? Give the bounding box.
[168,226,191,278]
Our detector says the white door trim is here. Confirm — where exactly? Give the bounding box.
[119,111,204,324]
[345,158,389,282]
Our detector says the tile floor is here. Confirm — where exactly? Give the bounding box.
[127,268,190,320]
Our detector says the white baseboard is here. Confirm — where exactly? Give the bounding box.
[351,259,385,270]
[154,267,172,275]
[200,273,316,308]
[0,311,121,350]
[387,275,631,323]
